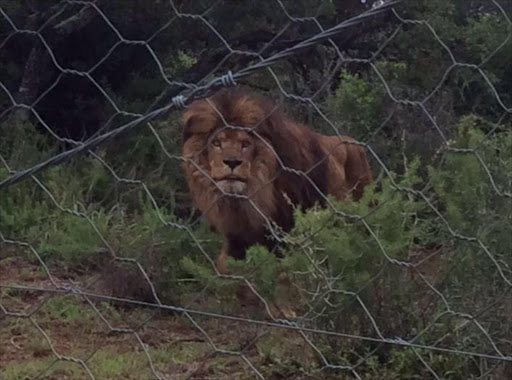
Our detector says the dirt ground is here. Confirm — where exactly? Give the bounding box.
[0,256,332,380]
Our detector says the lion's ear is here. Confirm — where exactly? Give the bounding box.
[182,106,218,142]
[181,114,197,142]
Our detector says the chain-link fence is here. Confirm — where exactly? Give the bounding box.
[1,1,511,379]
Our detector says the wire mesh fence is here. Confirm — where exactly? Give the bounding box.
[1,0,511,379]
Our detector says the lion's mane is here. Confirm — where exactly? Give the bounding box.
[181,89,372,265]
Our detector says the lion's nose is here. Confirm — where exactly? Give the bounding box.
[223,157,242,170]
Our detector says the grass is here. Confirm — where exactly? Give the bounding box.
[2,249,512,379]
[0,265,320,380]
[1,357,56,380]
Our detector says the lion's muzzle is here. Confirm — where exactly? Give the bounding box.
[215,176,248,194]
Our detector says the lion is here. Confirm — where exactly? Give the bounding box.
[181,89,372,273]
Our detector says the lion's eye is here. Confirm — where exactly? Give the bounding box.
[241,140,251,149]
[212,140,221,148]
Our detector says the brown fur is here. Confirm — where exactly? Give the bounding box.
[181,89,372,273]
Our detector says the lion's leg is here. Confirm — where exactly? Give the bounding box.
[216,240,229,274]
[217,237,247,274]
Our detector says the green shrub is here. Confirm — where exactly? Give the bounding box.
[324,69,386,138]
[427,116,512,314]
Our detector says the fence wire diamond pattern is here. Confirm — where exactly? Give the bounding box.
[1,1,511,379]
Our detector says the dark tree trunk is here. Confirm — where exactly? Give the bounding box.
[7,4,95,125]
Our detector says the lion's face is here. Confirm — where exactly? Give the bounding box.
[207,129,255,195]
[181,92,282,238]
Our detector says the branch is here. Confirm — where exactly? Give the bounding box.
[53,6,96,35]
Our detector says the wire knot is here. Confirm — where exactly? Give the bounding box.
[171,95,187,109]
[276,319,299,327]
[220,70,236,87]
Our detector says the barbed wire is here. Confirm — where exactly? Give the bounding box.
[1,0,511,379]
[0,0,398,189]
